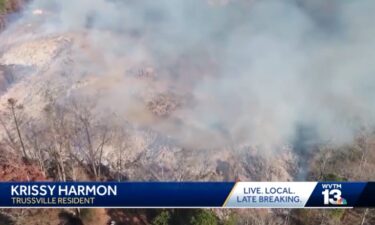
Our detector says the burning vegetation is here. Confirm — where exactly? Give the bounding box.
[0,0,375,224]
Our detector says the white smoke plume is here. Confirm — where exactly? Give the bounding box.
[4,0,375,151]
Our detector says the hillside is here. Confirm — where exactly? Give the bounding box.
[0,0,375,225]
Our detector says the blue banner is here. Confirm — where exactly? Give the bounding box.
[0,182,373,208]
[0,182,234,207]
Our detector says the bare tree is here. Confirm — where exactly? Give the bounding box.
[361,208,369,225]
[24,120,47,176]
[356,130,370,179]
[0,98,29,160]
[42,99,75,181]
[112,126,129,181]
[317,147,332,180]
[69,97,113,180]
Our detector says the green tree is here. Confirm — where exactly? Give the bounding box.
[152,211,171,225]
[190,210,218,225]
[0,0,6,13]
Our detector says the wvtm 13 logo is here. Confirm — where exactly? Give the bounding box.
[321,184,347,206]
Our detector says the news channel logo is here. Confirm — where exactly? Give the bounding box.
[321,184,347,206]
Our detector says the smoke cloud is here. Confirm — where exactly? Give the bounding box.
[5,0,375,150]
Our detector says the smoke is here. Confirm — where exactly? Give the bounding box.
[6,0,375,150]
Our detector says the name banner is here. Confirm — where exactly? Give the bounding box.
[0,182,373,208]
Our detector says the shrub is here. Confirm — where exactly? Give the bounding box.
[223,214,237,225]
[329,209,345,220]
[0,0,7,13]
[152,211,171,225]
[190,210,218,225]
[323,173,347,182]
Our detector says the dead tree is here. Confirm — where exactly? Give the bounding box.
[43,100,75,181]
[70,97,113,180]
[0,98,29,160]
[112,127,129,181]
[24,120,47,176]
